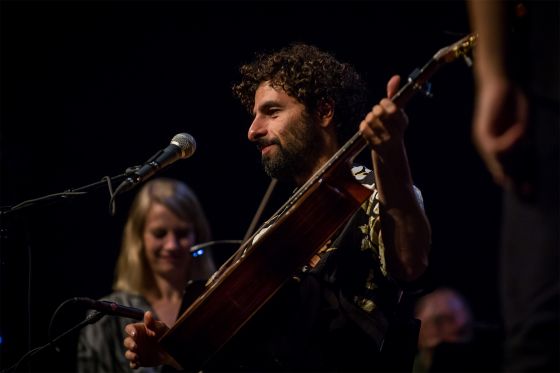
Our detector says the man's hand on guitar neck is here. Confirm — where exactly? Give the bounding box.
[124,311,182,370]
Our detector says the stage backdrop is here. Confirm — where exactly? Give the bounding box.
[0,2,502,371]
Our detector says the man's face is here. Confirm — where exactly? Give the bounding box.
[248,82,323,183]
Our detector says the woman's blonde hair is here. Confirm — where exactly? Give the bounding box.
[113,178,211,295]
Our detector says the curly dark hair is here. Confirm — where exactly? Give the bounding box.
[232,43,370,142]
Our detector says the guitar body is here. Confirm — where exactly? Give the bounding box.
[160,163,372,371]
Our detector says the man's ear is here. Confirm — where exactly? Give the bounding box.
[315,99,334,128]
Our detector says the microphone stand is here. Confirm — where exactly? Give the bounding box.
[1,295,148,373]
[1,311,105,373]
[1,165,141,218]
[0,166,141,373]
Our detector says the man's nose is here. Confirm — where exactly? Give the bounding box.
[248,116,266,141]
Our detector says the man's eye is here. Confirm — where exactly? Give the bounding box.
[268,108,280,117]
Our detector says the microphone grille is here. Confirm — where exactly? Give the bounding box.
[171,133,196,158]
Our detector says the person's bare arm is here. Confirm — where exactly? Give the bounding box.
[359,75,431,282]
[468,0,529,187]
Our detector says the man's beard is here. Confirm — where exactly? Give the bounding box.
[260,115,324,183]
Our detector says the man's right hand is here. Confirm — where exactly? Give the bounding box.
[123,311,182,369]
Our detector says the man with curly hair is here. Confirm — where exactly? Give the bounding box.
[123,43,431,372]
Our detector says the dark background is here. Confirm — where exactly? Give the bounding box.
[0,1,502,371]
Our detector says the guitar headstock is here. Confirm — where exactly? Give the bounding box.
[433,33,478,64]
[391,32,478,106]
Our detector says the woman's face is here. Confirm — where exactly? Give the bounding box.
[143,202,195,280]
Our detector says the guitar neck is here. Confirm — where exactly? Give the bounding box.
[314,32,478,175]
[302,53,444,187]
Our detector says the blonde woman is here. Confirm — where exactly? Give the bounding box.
[77,178,214,373]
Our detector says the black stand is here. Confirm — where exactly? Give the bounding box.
[1,310,104,373]
[1,166,140,218]
[0,167,141,373]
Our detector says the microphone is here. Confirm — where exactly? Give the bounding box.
[118,133,196,193]
[74,297,145,320]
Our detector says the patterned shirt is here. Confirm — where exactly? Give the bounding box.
[309,164,419,315]
[209,164,425,372]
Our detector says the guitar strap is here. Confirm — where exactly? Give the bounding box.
[307,210,358,279]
